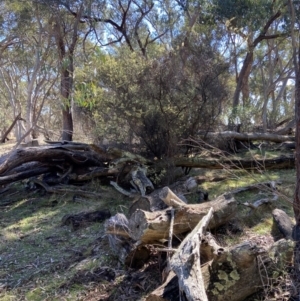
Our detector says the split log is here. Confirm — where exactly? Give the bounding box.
[170,208,213,301]
[146,239,294,301]
[129,192,236,243]
[128,187,189,218]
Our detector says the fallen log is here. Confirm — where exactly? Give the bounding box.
[128,191,236,243]
[0,144,113,176]
[0,140,295,189]
[173,154,295,170]
[146,238,294,301]
[198,131,295,143]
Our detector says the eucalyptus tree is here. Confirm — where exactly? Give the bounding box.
[0,0,59,142]
[212,0,287,118]
[252,34,294,131]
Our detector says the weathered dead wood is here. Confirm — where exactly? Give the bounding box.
[243,194,278,210]
[105,213,131,238]
[272,208,294,239]
[159,187,186,207]
[0,166,53,185]
[128,185,193,217]
[71,167,119,182]
[231,181,279,194]
[173,154,295,170]
[0,145,113,176]
[198,131,295,143]
[200,232,225,263]
[105,213,151,268]
[170,208,213,301]
[129,192,236,243]
[146,239,294,301]
[62,209,111,230]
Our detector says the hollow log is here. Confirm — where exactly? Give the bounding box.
[146,239,294,301]
[128,193,236,243]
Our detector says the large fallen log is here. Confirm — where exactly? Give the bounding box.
[0,142,154,188]
[173,154,295,170]
[0,139,295,188]
[198,131,295,143]
[128,190,236,243]
[0,143,114,175]
[146,238,294,301]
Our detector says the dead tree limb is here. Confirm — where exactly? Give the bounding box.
[170,208,213,301]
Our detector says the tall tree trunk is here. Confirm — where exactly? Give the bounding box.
[61,55,74,141]
[288,1,300,297]
[288,0,300,225]
[54,20,78,142]
[231,10,282,113]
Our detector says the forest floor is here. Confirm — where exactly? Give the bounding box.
[0,142,297,301]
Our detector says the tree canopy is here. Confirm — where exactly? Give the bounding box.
[0,0,296,150]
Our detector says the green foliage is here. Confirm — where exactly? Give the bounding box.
[213,0,279,32]
[79,37,229,156]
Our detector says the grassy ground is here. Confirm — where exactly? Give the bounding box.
[0,142,297,301]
